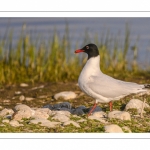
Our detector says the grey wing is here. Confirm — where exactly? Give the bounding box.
[88,75,145,99]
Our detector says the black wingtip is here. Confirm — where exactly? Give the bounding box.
[144,84,150,88]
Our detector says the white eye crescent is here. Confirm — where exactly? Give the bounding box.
[86,46,89,49]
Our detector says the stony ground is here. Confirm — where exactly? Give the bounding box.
[0,81,150,133]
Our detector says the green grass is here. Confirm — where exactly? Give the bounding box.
[0,24,150,84]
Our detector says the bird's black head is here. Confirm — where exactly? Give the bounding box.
[75,43,99,59]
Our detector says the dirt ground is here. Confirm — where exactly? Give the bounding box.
[0,82,95,110]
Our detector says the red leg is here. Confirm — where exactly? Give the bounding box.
[87,103,97,117]
[109,101,113,111]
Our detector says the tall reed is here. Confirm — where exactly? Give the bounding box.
[0,24,149,84]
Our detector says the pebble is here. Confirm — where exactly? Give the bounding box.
[2,119,10,123]
[104,124,124,133]
[92,111,107,118]
[19,95,25,101]
[38,95,47,99]
[125,99,150,114]
[9,120,24,127]
[88,116,108,124]
[3,99,11,103]
[52,114,70,122]
[20,83,29,87]
[25,97,35,101]
[51,110,71,117]
[13,104,34,121]
[32,108,51,119]
[108,111,131,121]
[77,119,87,123]
[88,111,108,123]
[30,119,60,128]
[63,121,80,128]
[54,91,77,100]
[15,91,22,95]
[30,85,44,90]
[0,108,14,117]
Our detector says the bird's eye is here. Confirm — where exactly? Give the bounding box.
[86,46,89,49]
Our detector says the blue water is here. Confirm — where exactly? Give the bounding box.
[0,17,150,68]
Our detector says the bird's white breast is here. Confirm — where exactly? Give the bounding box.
[78,56,101,96]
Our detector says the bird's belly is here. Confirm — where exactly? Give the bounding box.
[78,79,111,103]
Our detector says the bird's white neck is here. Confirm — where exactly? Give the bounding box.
[79,55,102,80]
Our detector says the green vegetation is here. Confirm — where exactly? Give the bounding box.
[0,24,150,84]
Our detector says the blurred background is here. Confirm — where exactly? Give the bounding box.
[0,17,150,84]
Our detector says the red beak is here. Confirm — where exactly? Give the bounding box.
[75,49,85,53]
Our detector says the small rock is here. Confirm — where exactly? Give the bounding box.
[77,119,87,123]
[108,111,131,121]
[9,120,24,127]
[54,91,77,100]
[2,119,10,123]
[104,124,124,133]
[3,99,11,103]
[30,119,60,128]
[15,91,22,95]
[51,110,71,117]
[125,99,150,114]
[13,104,34,121]
[14,104,32,112]
[32,108,51,119]
[92,111,107,118]
[0,108,14,117]
[88,116,108,124]
[38,95,47,99]
[25,97,35,101]
[20,83,29,87]
[30,85,44,90]
[88,111,108,123]
[52,114,70,122]
[63,121,80,128]
[19,95,25,101]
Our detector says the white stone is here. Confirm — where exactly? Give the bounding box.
[0,108,14,117]
[15,91,22,95]
[125,99,150,114]
[20,83,29,87]
[38,95,47,99]
[52,114,70,122]
[63,121,80,128]
[13,104,34,121]
[92,111,107,118]
[108,111,131,121]
[14,104,33,112]
[104,124,124,133]
[51,110,71,117]
[9,120,24,127]
[25,97,35,101]
[3,100,10,103]
[88,111,108,123]
[30,119,60,128]
[19,95,25,101]
[2,119,10,123]
[30,85,44,90]
[88,116,108,124]
[32,108,51,119]
[54,91,77,100]
[77,119,87,123]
